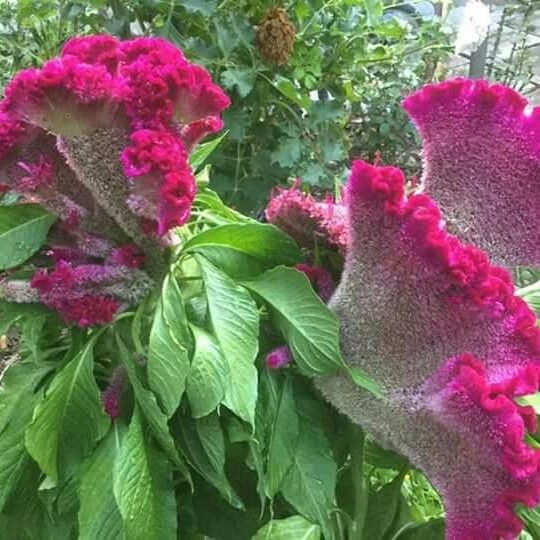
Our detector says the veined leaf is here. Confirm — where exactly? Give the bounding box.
[148,274,191,418]
[252,516,321,540]
[364,0,383,26]
[186,325,228,418]
[78,423,125,540]
[113,409,177,540]
[0,376,43,511]
[242,266,343,376]
[281,415,337,537]
[198,257,259,427]
[0,204,56,270]
[25,339,110,483]
[0,361,51,433]
[116,334,190,480]
[183,223,301,279]
[262,373,299,497]
[178,414,243,509]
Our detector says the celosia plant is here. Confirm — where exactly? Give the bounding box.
[0,34,230,326]
[1,31,539,539]
[314,133,540,539]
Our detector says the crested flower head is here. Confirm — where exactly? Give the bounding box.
[317,160,540,540]
[265,183,348,255]
[403,78,540,267]
[0,35,229,324]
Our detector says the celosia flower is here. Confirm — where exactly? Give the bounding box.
[403,78,540,267]
[0,35,230,324]
[266,346,292,369]
[316,161,540,540]
[102,365,127,419]
[29,251,153,327]
[265,183,348,255]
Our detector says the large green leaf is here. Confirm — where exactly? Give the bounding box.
[25,339,110,483]
[78,423,125,540]
[0,361,51,433]
[183,223,301,279]
[116,335,190,479]
[198,257,259,427]
[242,267,343,376]
[0,387,40,511]
[263,374,299,497]
[178,414,243,509]
[148,274,191,418]
[186,325,228,418]
[363,470,407,540]
[0,204,56,270]
[252,516,321,540]
[281,415,337,537]
[113,409,177,540]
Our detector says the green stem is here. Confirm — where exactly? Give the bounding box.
[349,424,368,540]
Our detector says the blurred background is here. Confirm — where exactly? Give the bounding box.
[0,0,537,213]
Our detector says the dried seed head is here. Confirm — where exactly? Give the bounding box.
[256,7,296,65]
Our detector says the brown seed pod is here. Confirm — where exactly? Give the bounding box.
[256,7,296,65]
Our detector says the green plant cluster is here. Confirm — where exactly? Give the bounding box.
[0,0,453,213]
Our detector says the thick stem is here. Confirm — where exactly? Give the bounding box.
[349,424,368,540]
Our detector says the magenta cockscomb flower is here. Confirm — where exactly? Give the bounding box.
[403,78,540,267]
[316,160,540,540]
[1,34,229,238]
[265,183,348,255]
[0,35,229,325]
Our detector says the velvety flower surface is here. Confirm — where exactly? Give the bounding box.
[265,184,348,255]
[0,35,229,325]
[316,160,540,540]
[403,78,540,267]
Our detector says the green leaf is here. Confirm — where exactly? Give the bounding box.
[0,374,43,511]
[189,132,227,172]
[263,374,299,497]
[252,516,321,540]
[363,470,407,539]
[0,361,51,433]
[178,414,243,509]
[364,0,383,26]
[25,339,110,483]
[116,335,190,479]
[198,257,259,427]
[271,138,302,168]
[221,68,257,98]
[281,415,337,537]
[272,76,310,108]
[178,0,216,16]
[242,267,343,376]
[148,274,191,418]
[186,325,228,418]
[0,204,55,270]
[183,223,301,279]
[113,409,177,540]
[78,424,125,540]
[392,518,445,540]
